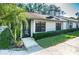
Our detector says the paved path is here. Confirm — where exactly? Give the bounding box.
[0,50,28,55]
[22,37,43,53]
[31,37,79,55]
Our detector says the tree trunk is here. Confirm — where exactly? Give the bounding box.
[20,22,23,38]
[14,27,17,43]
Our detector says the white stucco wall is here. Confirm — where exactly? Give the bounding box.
[30,19,79,37]
[31,20,56,36]
[46,21,56,31]
[62,22,67,30]
[78,23,79,28]
[31,19,68,36]
[72,22,76,28]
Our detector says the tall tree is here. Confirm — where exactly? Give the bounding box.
[42,3,49,14]
[23,3,64,16]
[75,12,79,20]
[0,3,26,46]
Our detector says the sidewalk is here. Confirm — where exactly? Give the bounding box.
[0,50,28,55]
[31,37,79,55]
[22,37,43,53]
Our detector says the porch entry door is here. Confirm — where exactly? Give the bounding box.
[56,22,61,30]
[22,20,31,38]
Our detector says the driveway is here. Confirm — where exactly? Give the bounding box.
[31,37,79,55]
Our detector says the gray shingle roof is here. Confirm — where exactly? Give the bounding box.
[26,12,79,22]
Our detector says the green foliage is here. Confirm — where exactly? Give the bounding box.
[0,28,12,49]
[0,4,27,45]
[36,31,79,48]
[18,3,64,15]
[33,28,79,40]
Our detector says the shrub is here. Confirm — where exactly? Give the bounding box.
[33,28,79,40]
[0,28,12,49]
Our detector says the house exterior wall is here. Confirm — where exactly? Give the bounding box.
[66,22,70,29]
[46,21,56,31]
[72,22,76,28]
[77,22,79,28]
[30,19,79,37]
[31,20,56,36]
[62,22,67,30]
[30,19,66,36]
[78,23,79,28]
[66,21,78,29]
[31,20,46,36]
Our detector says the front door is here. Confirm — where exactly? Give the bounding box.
[56,23,61,30]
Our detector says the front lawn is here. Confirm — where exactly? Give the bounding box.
[36,31,79,48]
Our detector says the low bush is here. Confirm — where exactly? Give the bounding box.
[33,28,79,40]
[0,28,12,49]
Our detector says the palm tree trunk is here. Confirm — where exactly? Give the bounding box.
[14,28,17,42]
[8,22,15,40]
[20,21,23,38]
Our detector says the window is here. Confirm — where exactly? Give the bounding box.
[69,22,73,29]
[76,23,78,28]
[56,23,61,30]
[35,21,46,32]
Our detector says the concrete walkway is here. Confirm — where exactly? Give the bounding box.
[0,50,28,55]
[31,37,79,55]
[22,37,43,53]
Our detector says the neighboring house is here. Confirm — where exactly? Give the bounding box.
[21,12,79,37]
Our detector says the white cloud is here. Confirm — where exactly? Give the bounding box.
[53,3,77,17]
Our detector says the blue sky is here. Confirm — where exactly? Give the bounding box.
[71,3,79,10]
[54,3,79,17]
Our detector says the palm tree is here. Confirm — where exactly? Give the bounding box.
[25,3,34,12]
[41,3,49,15]
[33,3,38,13]
[0,4,27,47]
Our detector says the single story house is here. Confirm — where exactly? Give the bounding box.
[22,12,79,37]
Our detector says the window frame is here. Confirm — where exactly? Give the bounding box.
[56,22,61,30]
[35,21,46,32]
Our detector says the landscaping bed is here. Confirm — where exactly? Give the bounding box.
[0,28,24,49]
[36,31,79,48]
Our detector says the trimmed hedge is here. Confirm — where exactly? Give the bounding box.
[33,28,79,40]
[0,28,12,49]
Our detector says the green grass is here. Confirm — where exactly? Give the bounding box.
[36,31,79,48]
